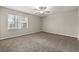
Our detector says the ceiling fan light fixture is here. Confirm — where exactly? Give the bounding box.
[40,11,44,14]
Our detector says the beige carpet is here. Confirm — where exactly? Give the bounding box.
[0,32,78,52]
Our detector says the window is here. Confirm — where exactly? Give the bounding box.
[8,14,28,29]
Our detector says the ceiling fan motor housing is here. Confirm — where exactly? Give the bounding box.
[39,6,47,10]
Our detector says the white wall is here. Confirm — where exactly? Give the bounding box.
[0,7,41,40]
[0,8,1,38]
[78,8,79,39]
[42,9,78,38]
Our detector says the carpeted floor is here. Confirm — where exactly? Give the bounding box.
[0,32,78,52]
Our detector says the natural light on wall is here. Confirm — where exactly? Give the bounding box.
[8,14,28,29]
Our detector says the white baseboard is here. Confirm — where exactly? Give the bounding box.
[0,31,78,40]
[0,31,40,40]
[43,31,77,39]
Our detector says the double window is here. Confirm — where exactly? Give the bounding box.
[8,14,28,29]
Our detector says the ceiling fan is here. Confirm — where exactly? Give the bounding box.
[33,6,50,15]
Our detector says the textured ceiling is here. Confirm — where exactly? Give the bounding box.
[4,6,78,17]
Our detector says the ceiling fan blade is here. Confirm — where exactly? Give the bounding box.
[45,11,50,13]
[33,9,40,11]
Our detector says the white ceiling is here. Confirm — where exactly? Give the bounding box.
[4,6,78,17]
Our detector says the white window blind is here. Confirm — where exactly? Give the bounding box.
[8,14,28,29]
